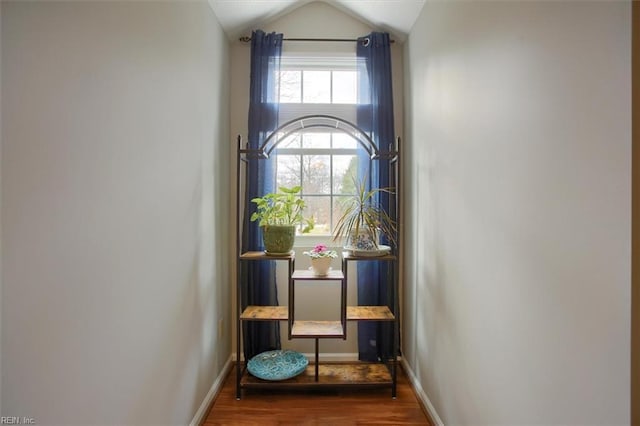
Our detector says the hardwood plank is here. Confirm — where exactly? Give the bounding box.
[202,364,432,425]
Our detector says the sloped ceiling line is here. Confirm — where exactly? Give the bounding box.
[207,0,426,42]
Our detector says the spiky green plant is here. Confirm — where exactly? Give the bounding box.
[332,177,396,249]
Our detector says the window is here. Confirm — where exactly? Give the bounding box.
[275,58,361,235]
[279,69,357,104]
[276,132,358,235]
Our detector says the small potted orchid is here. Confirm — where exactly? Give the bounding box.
[303,244,338,276]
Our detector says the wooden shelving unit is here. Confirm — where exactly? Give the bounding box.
[234,114,400,399]
[236,250,399,396]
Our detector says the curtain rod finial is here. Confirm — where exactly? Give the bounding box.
[239,36,251,43]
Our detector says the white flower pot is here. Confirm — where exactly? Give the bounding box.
[310,257,332,276]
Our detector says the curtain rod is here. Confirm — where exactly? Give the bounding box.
[238,36,395,44]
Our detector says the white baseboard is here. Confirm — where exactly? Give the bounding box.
[190,354,233,426]
[400,358,444,426]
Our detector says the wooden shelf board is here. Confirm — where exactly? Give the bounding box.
[240,251,294,260]
[347,306,394,321]
[240,306,288,321]
[291,269,345,280]
[291,320,344,338]
[241,362,393,388]
[342,252,396,261]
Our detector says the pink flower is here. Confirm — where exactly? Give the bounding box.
[313,244,328,253]
[303,244,338,259]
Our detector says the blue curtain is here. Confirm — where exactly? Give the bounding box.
[241,30,283,361]
[356,32,397,362]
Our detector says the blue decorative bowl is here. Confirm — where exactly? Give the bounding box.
[247,350,309,381]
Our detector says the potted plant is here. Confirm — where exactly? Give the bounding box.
[303,244,338,276]
[332,176,396,255]
[251,185,314,255]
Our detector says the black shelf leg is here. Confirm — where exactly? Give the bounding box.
[315,338,319,382]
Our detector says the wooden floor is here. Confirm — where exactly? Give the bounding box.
[202,364,433,425]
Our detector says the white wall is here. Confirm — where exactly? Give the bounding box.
[403,1,631,424]
[229,1,404,357]
[1,1,230,424]
[0,1,3,416]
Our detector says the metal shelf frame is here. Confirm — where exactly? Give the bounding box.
[235,115,400,399]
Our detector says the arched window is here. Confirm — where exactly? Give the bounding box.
[274,56,362,235]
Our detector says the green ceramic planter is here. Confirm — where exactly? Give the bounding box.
[262,225,296,255]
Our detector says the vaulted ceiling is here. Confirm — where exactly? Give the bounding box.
[207,0,426,42]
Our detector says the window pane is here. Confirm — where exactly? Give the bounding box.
[279,70,301,103]
[332,195,352,236]
[301,155,330,195]
[332,71,357,104]
[304,196,331,235]
[303,71,330,103]
[332,133,358,149]
[278,133,301,148]
[276,155,301,189]
[302,133,330,149]
[333,155,358,194]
